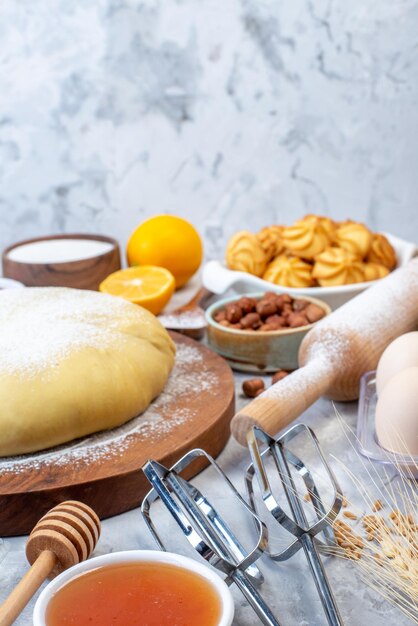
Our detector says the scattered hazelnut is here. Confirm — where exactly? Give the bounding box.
[242,378,265,398]
[272,370,290,384]
[225,303,243,323]
[240,312,261,329]
[305,303,326,323]
[256,299,277,317]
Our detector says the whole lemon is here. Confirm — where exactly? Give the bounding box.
[127,215,203,288]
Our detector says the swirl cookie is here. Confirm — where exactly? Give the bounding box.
[334,221,372,259]
[281,218,331,259]
[256,225,284,260]
[263,254,315,288]
[366,233,397,270]
[302,214,335,239]
[312,247,365,286]
[362,262,390,282]
[226,231,267,276]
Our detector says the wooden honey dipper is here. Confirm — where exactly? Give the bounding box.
[0,500,101,626]
[231,258,418,446]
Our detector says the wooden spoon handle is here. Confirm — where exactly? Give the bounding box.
[0,550,56,626]
[231,360,334,446]
[178,286,213,311]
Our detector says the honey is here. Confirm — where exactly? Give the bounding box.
[45,561,222,626]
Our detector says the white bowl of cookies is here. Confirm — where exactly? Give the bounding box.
[203,215,417,309]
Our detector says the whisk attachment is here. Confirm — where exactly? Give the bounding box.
[142,448,282,626]
[246,424,344,626]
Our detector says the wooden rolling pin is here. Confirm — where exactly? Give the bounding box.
[231,258,418,446]
[0,501,101,626]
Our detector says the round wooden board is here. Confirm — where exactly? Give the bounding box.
[0,333,235,536]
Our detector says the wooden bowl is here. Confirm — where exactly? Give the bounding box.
[2,234,121,290]
[206,293,331,373]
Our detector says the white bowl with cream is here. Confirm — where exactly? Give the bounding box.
[6,238,115,264]
[33,550,235,626]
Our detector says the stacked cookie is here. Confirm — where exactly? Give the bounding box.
[225,215,396,288]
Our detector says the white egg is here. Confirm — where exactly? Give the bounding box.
[375,367,418,456]
[376,331,418,395]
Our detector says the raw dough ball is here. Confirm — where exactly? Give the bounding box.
[376,332,418,395]
[375,367,418,456]
[0,288,175,456]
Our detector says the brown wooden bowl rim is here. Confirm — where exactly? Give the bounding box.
[206,293,331,337]
[2,233,120,266]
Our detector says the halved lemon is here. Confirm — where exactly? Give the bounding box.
[99,266,175,315]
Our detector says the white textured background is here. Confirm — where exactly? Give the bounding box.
[0,0,417,259]
[0,5,417,624]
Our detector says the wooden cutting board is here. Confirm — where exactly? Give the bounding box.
[0,333,235,536]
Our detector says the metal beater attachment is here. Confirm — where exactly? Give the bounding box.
[141,448,282,626]
[246,424,344,626]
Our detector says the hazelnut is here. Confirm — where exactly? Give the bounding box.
[260,323,276,331]
[272,370,290,384]
[237,296,257,314]
[264,291,279,300]
[214,310,227,323]
[225,303,243,323]
[240,312,261,329]
[292,299,310,312]
[242,378,265,398]
[281,303,293,317]
[287,312,308,328]
[305,303,326,323]
[256,299,277,317]
[265,314,285,327]
[275,294,292,308]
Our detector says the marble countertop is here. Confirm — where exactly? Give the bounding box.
[1,1,417,255]
[0,369,409,626]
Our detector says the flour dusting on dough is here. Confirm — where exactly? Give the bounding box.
[0,343,219,474]
[0,288,147,377]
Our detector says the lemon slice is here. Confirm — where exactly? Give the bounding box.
[99,266,175,315]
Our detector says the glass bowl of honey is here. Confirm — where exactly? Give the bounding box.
[33,550,235,626]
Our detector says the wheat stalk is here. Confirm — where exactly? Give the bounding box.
[323,408,418,624]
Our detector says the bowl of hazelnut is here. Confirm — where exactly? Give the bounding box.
[206,292,331,372]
